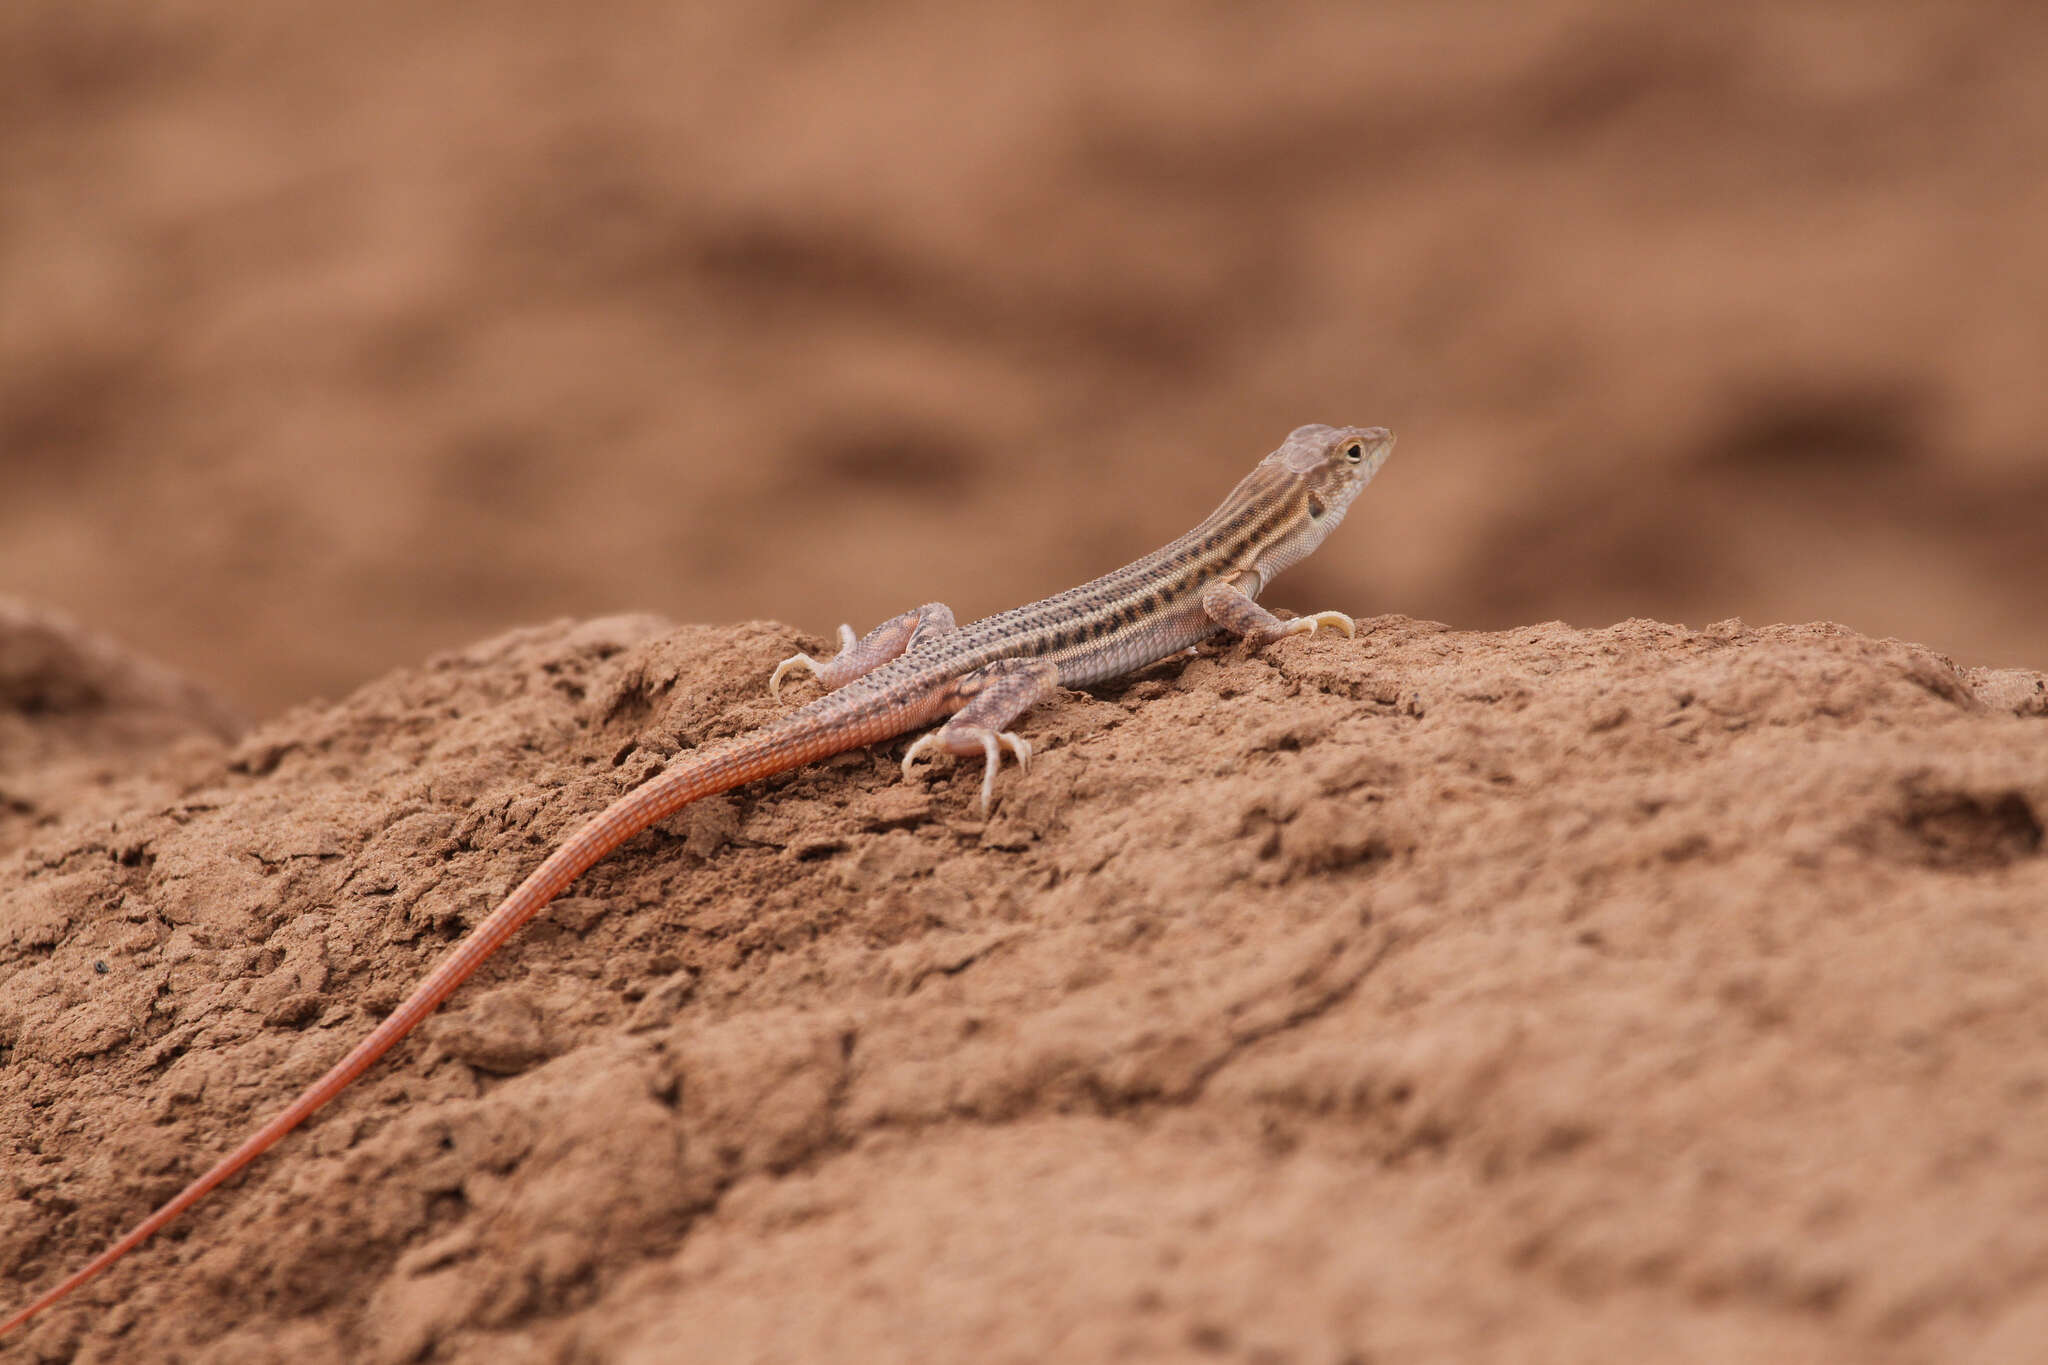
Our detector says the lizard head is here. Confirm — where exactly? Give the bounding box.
[1239,423,1395,580]
[1276,422,1394,513]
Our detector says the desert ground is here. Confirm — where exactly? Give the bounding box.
[3,2,2046,1360]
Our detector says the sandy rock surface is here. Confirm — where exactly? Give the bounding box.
[0,599,242,867]
[2,611,2044,1363]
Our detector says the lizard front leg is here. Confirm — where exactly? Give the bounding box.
[900,658,1060,815]
[1201,580,1355,649]
[771,602,958,701]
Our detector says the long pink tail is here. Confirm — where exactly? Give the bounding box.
[1,717,857,1338]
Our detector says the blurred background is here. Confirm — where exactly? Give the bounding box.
[3,0,2044,717]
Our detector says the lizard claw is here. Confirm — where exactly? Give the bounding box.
[900,731,943,783]
[901,727,1032,816]
[1282,610,1356,641]
[770,626,861,702]
[770,653,823,703]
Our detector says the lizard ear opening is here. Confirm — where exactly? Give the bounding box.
[1281,441,1327,475]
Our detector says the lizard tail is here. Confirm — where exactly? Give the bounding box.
[0,715,860,1339]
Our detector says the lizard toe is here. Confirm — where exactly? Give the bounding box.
[900,731,944,782]
[1284,610,1356,640]
[770,653,824,703]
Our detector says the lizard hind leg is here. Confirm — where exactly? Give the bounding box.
[900,658,1059,815]
[771,602,958,701]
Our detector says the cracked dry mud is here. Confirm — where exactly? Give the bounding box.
[3,611,2047,1363]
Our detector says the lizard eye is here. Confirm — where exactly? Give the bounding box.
[1343,442,1364,464]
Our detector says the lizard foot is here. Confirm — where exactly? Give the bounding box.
[1280,610,1356,640]
[769,625,859,701]
[901,727,1032,817]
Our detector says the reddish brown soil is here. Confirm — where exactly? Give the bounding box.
[6,2,2048,1362]
[2,609,2046,1362]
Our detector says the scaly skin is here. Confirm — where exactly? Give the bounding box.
[0,422,1395,1340]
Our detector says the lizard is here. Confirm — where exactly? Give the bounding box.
[0,421,1396,1339]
